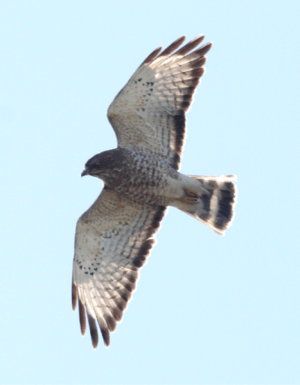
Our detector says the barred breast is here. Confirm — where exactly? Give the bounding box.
[104,148,179,206]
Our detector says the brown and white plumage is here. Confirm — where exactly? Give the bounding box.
[72,36,237,348]
[107,35,212,170]
[72,188,166,347]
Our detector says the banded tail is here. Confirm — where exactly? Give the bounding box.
[175,175,237,235]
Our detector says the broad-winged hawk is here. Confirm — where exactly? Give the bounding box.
[72,35,237,348]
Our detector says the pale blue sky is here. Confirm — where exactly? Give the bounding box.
[1,1,300,384]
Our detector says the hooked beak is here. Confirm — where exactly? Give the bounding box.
[81,168,88,177]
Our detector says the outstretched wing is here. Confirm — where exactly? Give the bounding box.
[72,187,166,348]
[107,35,212,170]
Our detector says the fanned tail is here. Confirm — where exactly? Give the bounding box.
[176,175,237,235]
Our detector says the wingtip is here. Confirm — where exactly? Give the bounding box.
[100,326,110,347]
[195,42,213,57]
[205,42,213,52]
[176,35,186,43]
[175,35,208,56]
[88,314,99,349]
[194,34,205,42]
[141,46,163,66]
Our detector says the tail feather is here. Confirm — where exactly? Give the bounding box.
[176,175,237,235]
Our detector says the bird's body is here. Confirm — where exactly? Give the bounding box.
[72,35,237,348]
[83,148,179,206]
[83,147,235,222]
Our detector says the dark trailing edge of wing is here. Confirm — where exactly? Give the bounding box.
[97,206,166,347]
[73,205,167,348]
[171,41,212,169]
[137,36,212,170]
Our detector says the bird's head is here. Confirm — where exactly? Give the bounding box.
[81,149,124,180]
[81,153,108,178]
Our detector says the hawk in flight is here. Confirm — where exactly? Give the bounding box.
[72,35,237,348]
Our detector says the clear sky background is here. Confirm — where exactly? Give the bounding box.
[1,1,300,384]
